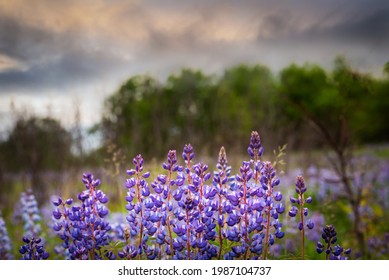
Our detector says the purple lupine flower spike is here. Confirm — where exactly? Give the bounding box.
[248,131,264,159]
[19,236,49,260]
[52,173,114,260]
[289,176,314,259]
[0,212,13,260]
[316,225,351,260]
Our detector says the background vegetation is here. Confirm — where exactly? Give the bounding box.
[0,57,388,259]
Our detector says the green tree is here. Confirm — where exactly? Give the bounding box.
[165,69,217,153]
[215,64,280,152]
[102,75,165,158]
[384,62,389,77]
[102,70,217,159]
[363,63,389,142]
[3,116,73,200]
[279,57,374,255]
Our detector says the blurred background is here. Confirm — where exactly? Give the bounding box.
[0,0,388,259]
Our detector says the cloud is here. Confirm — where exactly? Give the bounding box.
[0,54,28,73]
[0,0,387,134]
[0,10,136,92]
[0,0,388,106]
[328,9,389,47]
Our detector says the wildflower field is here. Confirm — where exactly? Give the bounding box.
[1,131,388,260]
[1,0,389,265]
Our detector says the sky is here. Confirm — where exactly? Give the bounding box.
[0,0,388,135]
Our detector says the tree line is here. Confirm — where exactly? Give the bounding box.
[1,57,389,199]
[101,57,389,159]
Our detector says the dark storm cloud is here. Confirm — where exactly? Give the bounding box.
[120,0,389,72]
[0,15,51,62]
[284,8,389,49]
[0,0,389,96]
[0,47,131,91]
[0,14,132,92]
[330,9,389,47]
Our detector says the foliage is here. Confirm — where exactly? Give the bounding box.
[7,131,387,260]
[101,65,282,159]
[4,116,72,172]
[99,60,389,162]
[278,57,385,255]
[0,59,388,260]
[0,116,73,202]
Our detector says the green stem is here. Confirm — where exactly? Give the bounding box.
[299,193,305,260]
[186,209,191,260]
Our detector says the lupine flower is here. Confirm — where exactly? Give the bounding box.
[118,244,138,259]
[146,152,183,260]
[19,236,49,260]
[15,190,50,260]
[158,150,184,258]
[225,160,255,259]
[367,233,389,259]
[108,212,127,241]
[305,212,326,242]
[223,132,285,260]
[0,212,13,260]
[26,129,383,260]
[248,131,263,188]
[191,161,217,259]
[316,225,351,260]
[169,144,218,260]
[52,173,114,260]
[18,190,42,238]
[171,144,200,260]
[122,154,152,259]
[213,146,233,259]
[260,161,285,259]
[248,131,264,161]
[289,176,314,259]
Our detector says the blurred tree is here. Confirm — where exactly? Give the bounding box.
[215,64,289,153]
[102,66,281,159]
[279,57,374,256]
[215,64,280,153]
[3,116,72,200]
[165,69,217,153]
[384,62,389,76]
[364,62,389,142]
[102,75,166,158]
[102,70,217,159]
[102,61,388,163]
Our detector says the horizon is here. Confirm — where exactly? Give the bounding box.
[1,0,388,135]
